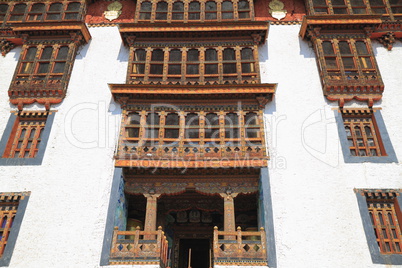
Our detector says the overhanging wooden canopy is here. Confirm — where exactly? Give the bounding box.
[119,21,269,45]
[109,83,277,107]
[299,15,383,39]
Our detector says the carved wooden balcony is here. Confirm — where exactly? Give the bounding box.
[213,226,267,266]
[110,226,169,266]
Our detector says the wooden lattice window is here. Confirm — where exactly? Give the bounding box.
[343,111,385,157]
[0,194,24,258]
[318,38,379,83]
[367,194,402,254]
[128,44,259,85]
[13,43,74,89]
[308,0,402,17]
[2,112,48,158]
[135,0,254,22]
[119,109,266,158]
[1,1,84,24]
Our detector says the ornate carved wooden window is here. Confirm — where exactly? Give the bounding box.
[313,37,382,95]
[366,193,402,254]
[0,193,25,258]
[119,108,265,159]
[128,43,259,85]
[135,0,254,22]
[307,0,402,18]
[2,112,48,158]
[342,110,385,157]
[10,41,78,102]
[0,1,84,25]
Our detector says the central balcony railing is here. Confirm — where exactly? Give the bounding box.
[213,226,267,266]
[109,226,267,266]
[110,226,169,266]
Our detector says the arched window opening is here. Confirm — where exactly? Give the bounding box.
[27,3,45,21]
[205,1,217,20]
[205,48,218,75]
[139,1,152,19]
[164,113,180,139]
[223,48,236,74]
[46,3,63,20]
[9,3,27,21]
[222,1,234,19]
[185,113,200,140]
[172,1,184,20]
[238,0,250,18]
[188,1,201,20]
[205,113,220,145]
[155,1,168,20]
[168,49,182,75]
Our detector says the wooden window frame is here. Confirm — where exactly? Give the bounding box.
[342,111,385,157]
[0,111,55,166]
[0,1,84,26]
[134,0,254,23]
[11,42,77,91]
[2,112,48,159]
[368,197,402,254]
[119,109,266,158]
[128,44,259,85]
[308,0,401,18]
[0,192,30,266]
[316,38,380,85]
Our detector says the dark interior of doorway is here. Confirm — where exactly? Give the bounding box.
[178,239,210,268]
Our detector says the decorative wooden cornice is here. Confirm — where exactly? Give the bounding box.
[11,21,91,44]
[118,21,269,45]
[109,83,276,107]
[299,15,382,39]
[0,21,90,56]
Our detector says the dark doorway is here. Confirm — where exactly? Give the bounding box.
[178,239,210,268]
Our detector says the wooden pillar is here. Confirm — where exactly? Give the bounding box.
[220,190,238,239]
[144,193,161,237]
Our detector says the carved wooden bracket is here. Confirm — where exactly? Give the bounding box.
[0,40,16,56]
[251,34,262,45]
[378,32,396,51]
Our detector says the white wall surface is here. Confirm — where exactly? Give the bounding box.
[261,25,402,268]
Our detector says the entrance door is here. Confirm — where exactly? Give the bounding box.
[178,239,210,268]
